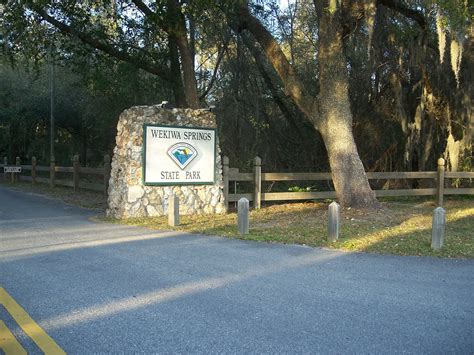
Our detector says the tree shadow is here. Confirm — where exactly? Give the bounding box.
[338,213,474,258]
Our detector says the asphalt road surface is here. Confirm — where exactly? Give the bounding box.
[1,186,473,354]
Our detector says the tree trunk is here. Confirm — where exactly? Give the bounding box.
[169,34,188,108]
[175,34,200,108]
[320,121,378,207]
[167,0,200,109]
[318,6,379,208]
[235,2,379,208]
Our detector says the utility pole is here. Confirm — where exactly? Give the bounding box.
[49,58,55,188]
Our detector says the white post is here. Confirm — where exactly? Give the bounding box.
[238,198,250,235]
[431,207,446,250]
[328,201,340,242]
[168,194,179,227]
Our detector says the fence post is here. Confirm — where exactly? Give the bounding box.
[50,158,55,188]
[3,157,7,182]
[73,155,80,192]
[31,157,37,185]
[15,157,20,183]
[223,156,229,212]
[253,156,262,209]
[436,158,445,207]
[238,198,250,235]
[104,154,111,196]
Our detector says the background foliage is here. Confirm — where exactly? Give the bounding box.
[0,0,471,172]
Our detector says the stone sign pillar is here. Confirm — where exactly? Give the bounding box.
[107,105,225,219]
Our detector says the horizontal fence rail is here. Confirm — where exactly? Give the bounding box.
[2,155,473,207]
[1,155,111,195]
[223,156,474,210]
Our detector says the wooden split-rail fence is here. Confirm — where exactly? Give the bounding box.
[1,155,473,207]
[0,155,111,195]
[223,156,474,209]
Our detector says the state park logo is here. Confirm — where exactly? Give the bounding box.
[167,142,198,170]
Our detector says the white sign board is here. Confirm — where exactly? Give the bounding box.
[4,166,21,173]
[143,124,216,185]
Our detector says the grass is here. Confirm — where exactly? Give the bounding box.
[106,197,474,259]
[2,180,473,258]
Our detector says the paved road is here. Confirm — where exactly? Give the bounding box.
[0,187,473,354]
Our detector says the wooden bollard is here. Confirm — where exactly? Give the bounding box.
[253,156,262,209]
[168,194,179,227]
[223,156,229,212]
[238,198,249,235]
[431,207,446,250]
[436,158,445,207]
[328,201,340,242]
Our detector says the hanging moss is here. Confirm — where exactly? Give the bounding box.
[450,36,463,86]
[328,0,338,14]
[436,9,446,63]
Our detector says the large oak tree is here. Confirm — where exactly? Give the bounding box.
[222,0,424,207]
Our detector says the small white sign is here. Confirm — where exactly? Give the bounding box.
[4,166,21,173]
[143,124,216,185]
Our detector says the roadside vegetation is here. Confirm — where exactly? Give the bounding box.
[109,197,474,259]
[2,181,471,258]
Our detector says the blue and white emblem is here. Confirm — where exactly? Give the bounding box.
[167,142,198,169]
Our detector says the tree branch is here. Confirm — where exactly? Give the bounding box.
[130,0,170,32]
[240,32,310,139]
[31,5,172,81]
[231,4,317,121]
[378,0,427,30]
[131,0,155,18]
[199,35,230,100]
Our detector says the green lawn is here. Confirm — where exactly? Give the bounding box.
[2,180,473,258]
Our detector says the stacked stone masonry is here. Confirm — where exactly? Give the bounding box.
[107,105,225,219]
